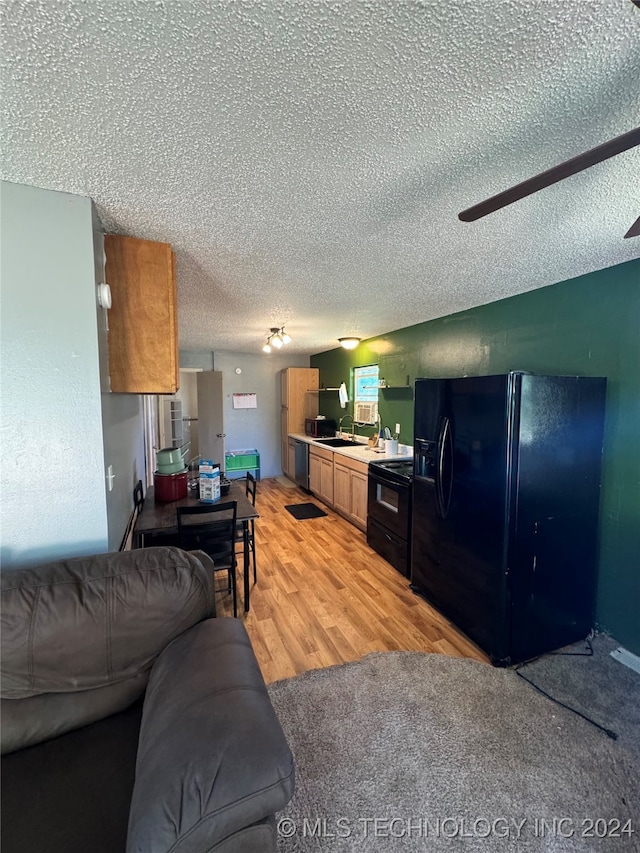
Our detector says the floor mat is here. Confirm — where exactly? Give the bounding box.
[285,503,327,520]
[275,476,298,489]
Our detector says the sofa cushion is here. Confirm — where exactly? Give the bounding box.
[1,701,143,853]
[127,618,295,853]
[1,547,214,752]
[0,671,147,756]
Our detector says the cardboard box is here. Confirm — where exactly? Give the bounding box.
[198,459,220,503]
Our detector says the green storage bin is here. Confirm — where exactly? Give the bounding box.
[225,449,260,472]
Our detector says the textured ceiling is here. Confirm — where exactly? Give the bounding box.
[2,0,639,355]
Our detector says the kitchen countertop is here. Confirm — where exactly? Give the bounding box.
[289,433,413,464]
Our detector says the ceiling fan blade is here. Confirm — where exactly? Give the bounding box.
[624,215,640,239]
[459,127,640,222]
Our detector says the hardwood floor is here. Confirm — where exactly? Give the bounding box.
[219,476,489,682]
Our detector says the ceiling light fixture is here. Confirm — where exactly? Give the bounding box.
[263,326,291,353]
[338,336,361,350]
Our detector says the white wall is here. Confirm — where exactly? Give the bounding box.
[0,181,109,566]
[179,349,214,371]
[212,350,310,478]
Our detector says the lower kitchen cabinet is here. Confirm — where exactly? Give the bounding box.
[309,446,334,506]
[350,467,368,529]
[309,452,321,494]
[333,463,350,516]
[334,456,368,531]
[281,410,290,477]
[287,437,296,480]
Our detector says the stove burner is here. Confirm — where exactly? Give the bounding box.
[368,459,414,484]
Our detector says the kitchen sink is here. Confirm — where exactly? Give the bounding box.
[313,438,360,447]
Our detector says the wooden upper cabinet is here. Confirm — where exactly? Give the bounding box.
[105,234,179,394]
[280,368,289,407]
[280,367,318,477]
[280,368,319,432]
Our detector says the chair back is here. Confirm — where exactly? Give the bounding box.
[177,502,238,567]
[133,480,144,510]
[246,472,257,506]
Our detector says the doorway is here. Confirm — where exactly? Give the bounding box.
[144,368,203,485]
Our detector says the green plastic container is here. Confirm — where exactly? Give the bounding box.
[225,449,259,471]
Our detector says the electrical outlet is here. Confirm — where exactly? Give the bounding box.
[395,423,400,435]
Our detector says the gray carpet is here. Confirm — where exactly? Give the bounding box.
[268,635,640,851]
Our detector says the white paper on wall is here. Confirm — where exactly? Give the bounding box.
[232,393,257,409]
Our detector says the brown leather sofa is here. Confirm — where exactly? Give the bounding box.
[1,547,294,853]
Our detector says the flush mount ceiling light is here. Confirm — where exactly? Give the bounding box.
[263,326,291,353]
[338,336,361,350]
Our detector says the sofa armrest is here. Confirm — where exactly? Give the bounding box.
[126,618,295,853]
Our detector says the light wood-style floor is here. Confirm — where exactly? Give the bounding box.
[219,476,489,683]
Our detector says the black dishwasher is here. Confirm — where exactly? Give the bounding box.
[294,440,309,490]
[367,460,413,577]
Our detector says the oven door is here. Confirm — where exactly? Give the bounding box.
[367,468,411,541]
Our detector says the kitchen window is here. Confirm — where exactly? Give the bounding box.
[354,364,379,423]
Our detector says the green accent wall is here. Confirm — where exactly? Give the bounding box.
[311,259,640,655]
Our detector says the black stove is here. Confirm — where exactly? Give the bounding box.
[367,458,413,577]
[368,458,414,485]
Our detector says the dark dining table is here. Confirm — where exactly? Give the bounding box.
[133,481,259,612]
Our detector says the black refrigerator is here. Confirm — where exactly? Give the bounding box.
[411,372,606,666]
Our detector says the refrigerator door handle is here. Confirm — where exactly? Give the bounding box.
[438,416,453,519]
[435,419,446,517]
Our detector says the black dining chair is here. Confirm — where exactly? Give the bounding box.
[121,480,146,550]
[177,501,238,617]
[235,472,257,584]
[133,480,144,511]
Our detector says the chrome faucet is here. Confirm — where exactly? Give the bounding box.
[339,414,356,441]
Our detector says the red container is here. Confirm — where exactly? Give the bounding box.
[154,470,188,502]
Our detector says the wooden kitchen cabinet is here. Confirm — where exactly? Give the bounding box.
[321,457,334,505]
[104,234,179,394]
[287,437,296,480]
[350,466,369,530]
[333,463,351,516]
[309,451,322,495]
[309,445,334,506]
[280,367,319,477]
[334,456,369,531]
[281,410,290,476]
